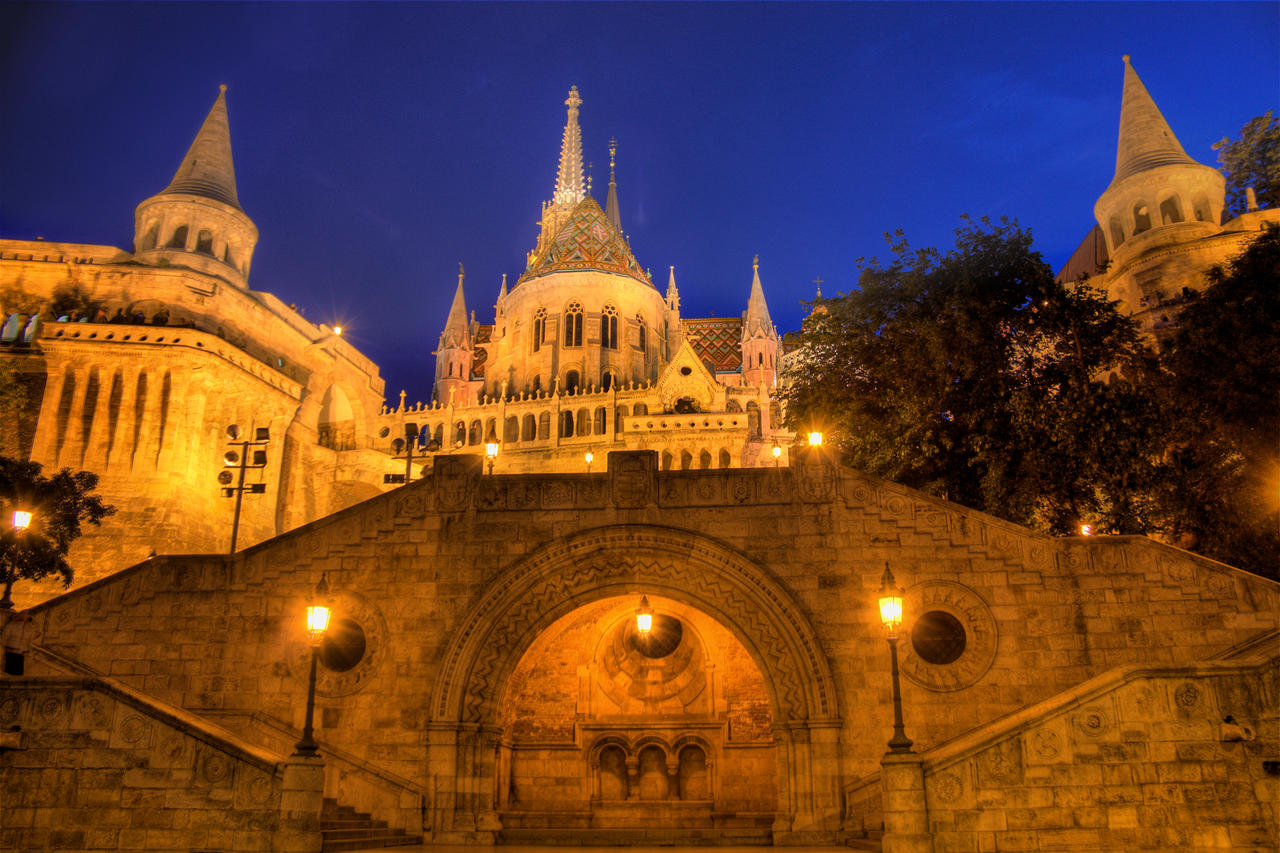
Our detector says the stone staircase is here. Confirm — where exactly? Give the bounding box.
[321,798,423,851]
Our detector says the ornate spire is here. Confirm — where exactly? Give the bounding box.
[744,256,775,338]
[605,137,621,231]
[553,86,585,208]
[666,266,681,311]
[440,264,469,348]
[162,85,241,209]
[1109,55,1200,187]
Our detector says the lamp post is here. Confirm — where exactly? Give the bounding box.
[484,440,499,475]
[294,574,331,758]
[0,509,33,612]
[585,451,594,474]
[219,424,270,554]
[772,442,782,467]
[807,431,824,447]
[878,564,914,754]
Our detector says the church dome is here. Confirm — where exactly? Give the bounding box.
[519,197,651,287]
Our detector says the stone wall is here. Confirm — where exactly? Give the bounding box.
[0,675,321,853]
[17,452,1279,842]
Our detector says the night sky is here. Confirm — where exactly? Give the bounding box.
[2,2,1276,402]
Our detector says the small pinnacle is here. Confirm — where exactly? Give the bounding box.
[753,253,759,268]
[1122,54,1130,63]
[219,84,227,93]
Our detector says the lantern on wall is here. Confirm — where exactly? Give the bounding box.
[635,596,653,635]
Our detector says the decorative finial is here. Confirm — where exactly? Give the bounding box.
[1122,54,1131,64]
[219,84,227,94]
[753,253,759,269]
[458,262,465,280]
[813,275,824,298]
[566,85,582,110]
[609,137,617,180]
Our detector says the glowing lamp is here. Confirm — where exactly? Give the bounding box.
[333,325,343,336]
[808,431,823,447]
[305,572,332,645]
[484,440,499,474]
[635,595,653,635]
[12,510,32,531]
[878,564,904,638]
[772,443,782,459]
[585,451,594,473]
[1080,524,1094,536]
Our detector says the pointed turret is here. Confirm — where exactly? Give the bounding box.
[163,85,242,208]
[665,266,681,312]
[553,86,585,208]
[664,266,684,357]
[433,264,475,405]
[133,86,259,288]
[605,138,622,232]
[1093,56,1225,258]
[740,255,779,386]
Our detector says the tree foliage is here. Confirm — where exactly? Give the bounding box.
[1157,223,1280,571]
[784,217,1164,536]
[1214,111,1279,217]
[0,456,115,604]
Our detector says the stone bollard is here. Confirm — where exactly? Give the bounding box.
[276,756,325,853]
[880,752,932,853]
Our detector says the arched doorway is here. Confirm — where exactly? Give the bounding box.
[496,597,777,839]
[426,525,841,844]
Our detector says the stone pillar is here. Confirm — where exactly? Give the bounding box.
[880,752,932,853]
[275,757,324,853]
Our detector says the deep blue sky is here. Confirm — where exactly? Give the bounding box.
[2,2,1276,401]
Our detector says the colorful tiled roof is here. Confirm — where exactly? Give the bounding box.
[684,317,743,372]
[518,197,650,287]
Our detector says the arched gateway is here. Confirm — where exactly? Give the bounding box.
[426,524,842,843]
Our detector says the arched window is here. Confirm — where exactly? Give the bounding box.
[1159,196,1184,225]
[564,301,583,347]
[677,745,708,800]
[140,223,159,251]
[561,411,574,438]
[564,370,580,394]
[433,423,444,448]
[601,304,618,349]
[504,416,519,443]
[615,405,628,432]
[599,746,628,800]
[223,246,236,271]
[699,449,712,469]
[195,230,214,254]
[719,449,731,468]
[634,402,648,417]
[746,401,761,437]
[636,314,647,352]
[577,407,591,436]
[680,450,693,470]
[522,414,536,441]
[532,307,546,353]
[454,421,466,446]
[1109,215,1126,249]
[594,406,607,435]
[531,375,541,394]
[538,412,551,440]
[468,420,482,445]
[1192,195,1212,223]
[601,370,614,392]
[661,451,673,471]
[166,225,188,249]
[1132,201,1152,234]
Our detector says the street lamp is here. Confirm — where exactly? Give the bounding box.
[219,424,270,554]
[484,440,499,475]
[635,595,653,635]
[1,509,34,611]
[11,511,31,532]
[878,564,913,754]
[585,451,594,474]
[294,573,331,758]
[807,431,823,447]
[772,442,782,467]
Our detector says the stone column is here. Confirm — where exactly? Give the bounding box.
[275,756,324,853]
[880,752,932,853]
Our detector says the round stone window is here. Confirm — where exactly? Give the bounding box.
[320,617,367,673]
[910,610,966,665]
[628,615,683,659]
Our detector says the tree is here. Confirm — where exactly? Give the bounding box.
[1214,111,1279,217]
[0,456,115,608]
[1157,223,1280,574]
[783,216,1167,536]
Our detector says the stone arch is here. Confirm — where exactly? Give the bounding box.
[431,524,838,727]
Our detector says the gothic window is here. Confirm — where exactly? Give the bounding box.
[680,449,693,470]
[561,411,574,438]
[564,370,580,394]
[166,225,189,249]
[636,314,647,351]
[564,301,583,347]
[719,449,731,468]
[454,421,466,446]
[576,407,591,436]
[699,449,712,469]
[468,420,482,445]
[634,402,648,417]
[661,451,673,470]
[1159,196,1184,225]
[504,416,519,443]
[522,414,536,441]
[433,423,444,448]
[538,412,551,440]
[594,406,607,435]
[601,370,614,392]
[531,375,541,394]
[532,307,546,353]
[195,230,214,255]
[601,304,618,349]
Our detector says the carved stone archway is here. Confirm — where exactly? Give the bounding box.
[426,524,842,843]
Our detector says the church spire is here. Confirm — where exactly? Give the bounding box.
[1108,55,1200,187]
[605,137,621,231]
[162,85,241,209]
[553,86,585,208]
[666,265,681,312]
[743,254,775,337]
[441,264,469,347]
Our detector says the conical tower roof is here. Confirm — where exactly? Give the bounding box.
[439,266,471,349]
[519,197,651,286]
[743,255,775,337]
[1108,56,1201,187]
[162,85,242,209]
